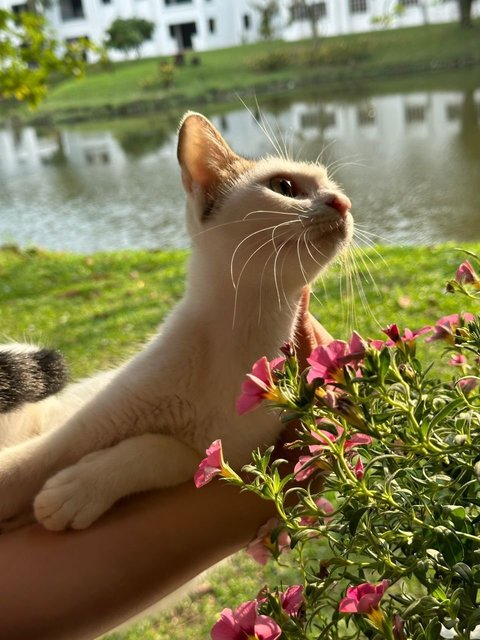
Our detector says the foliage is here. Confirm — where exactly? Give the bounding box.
[139,59,175,91]
[0,9,99,106]
[24,21,480,117]
[198,252,480,639]
[372,0,478,29]
[251,0,279,40]
[247,38,372,72]
[289,0,325,41]
[106,18,155,58]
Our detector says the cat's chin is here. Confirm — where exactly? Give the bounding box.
[305,212,353,244]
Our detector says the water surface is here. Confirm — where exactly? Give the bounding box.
[0,74,479,252]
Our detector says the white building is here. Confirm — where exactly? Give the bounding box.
[0,0,476,60]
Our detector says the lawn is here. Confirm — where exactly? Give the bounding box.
[1,242,478,639]
[9,20,479,123]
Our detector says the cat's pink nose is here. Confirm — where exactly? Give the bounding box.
[325,193,351,216]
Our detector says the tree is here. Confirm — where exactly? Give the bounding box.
[458,0,475,27]
[106,18,155,58]
[289,1,324,42]
[0,9,96,106]
[251,1,279,40]
[374,0,478,29]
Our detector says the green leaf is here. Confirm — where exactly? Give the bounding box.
[434,526,465,566]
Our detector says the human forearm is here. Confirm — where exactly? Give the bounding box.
[0,479,275,640]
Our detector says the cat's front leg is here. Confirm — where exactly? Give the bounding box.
[33,433,201,531]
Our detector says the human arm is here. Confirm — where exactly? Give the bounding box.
[0,286,331,640]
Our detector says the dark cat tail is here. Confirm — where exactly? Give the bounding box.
[0,346,68,413]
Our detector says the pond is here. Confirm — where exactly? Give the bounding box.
[0,72,479,253]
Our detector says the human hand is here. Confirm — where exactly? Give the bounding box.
[294,285,333,368]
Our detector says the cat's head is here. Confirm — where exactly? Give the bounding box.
[177,112,353,296]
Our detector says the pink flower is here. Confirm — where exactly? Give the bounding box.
[307,332,369,384]
[457,377,479,394]
[450,353,467,366]
[456,260,479,285]
[237,356,285,415]
[246,517,291,565]
[279,585,304,616]
[194,440,224,488]
[300,496,335,527]
[345,331,368,363]
[382,324,432,348]
[339,579,390,615]
[307,340,348,384]
[211,600,281,640]
[383,324,401,343]
[426,313,475,344]
[353,456,365,479]
[294,427,372,480]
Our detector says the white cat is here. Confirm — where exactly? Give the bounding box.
[0,112,352,531]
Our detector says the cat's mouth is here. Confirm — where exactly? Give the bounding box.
[305,211,353,241]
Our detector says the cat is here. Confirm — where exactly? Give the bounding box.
[0,111,353,532]
[0,345,68,415]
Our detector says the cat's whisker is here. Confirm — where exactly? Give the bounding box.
[272,229,299,311]
[232,235,280,328]
[314,138,337,166]
[192,217,265,238]
[257,229,295,323]
[304,230,327,271]
[242,96,288,161]
[230,220,300,289]
[296,230,314,296]
[302,232,328,308]
[343,245,382,331]
[350,241,382,294]
[324,152,364,172]
[345,251,361,332]
[327,160,367,180]
[233,225,295,326]
[276,235,297,315]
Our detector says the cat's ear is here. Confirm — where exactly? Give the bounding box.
[177,112,243,210]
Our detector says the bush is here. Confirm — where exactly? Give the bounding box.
[197,253,480,639]
[246,50,292,73]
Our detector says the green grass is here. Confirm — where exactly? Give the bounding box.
[9,20,479,124]
[1,242,478,639]
[1,243,478,377]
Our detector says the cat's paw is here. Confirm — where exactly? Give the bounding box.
[34,460,114,531]
[0,443,45,523]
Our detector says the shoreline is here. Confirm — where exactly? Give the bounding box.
[2,21,479,126]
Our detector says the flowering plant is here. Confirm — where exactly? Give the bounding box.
[197,252,480,640]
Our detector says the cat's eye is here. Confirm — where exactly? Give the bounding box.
[269,177,296,198]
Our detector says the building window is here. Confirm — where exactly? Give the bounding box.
[169,21,197,49]
[301,109,335,129]
[405,104,426,123]
[60,0,84,20]
[291,1,327,21]
[165,0,192,5]
[101,0,111,5]
[446,103,462,121]
[243,13,251,30]
[399,0,418,5]
[350,0,367,13]
[11,3,27,14]
[208,17,215,33]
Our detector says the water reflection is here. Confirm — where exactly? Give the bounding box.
[0,81,479,252]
